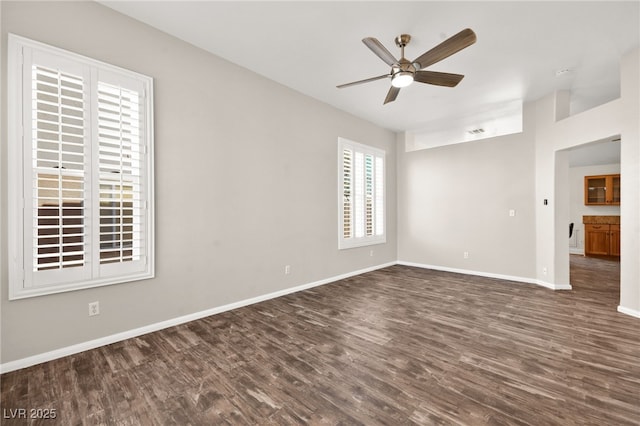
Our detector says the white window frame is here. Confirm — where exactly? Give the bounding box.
[8,34,154,299]
[338,137,386,249]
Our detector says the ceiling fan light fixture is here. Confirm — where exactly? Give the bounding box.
[391,71,413,88]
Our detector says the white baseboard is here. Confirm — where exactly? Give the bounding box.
[0,262,396,374]
[617,305,640,318]
[535,280,573,290]
[569,248,585,255]
[397,260,572,290]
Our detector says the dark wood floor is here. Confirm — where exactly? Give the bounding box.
[2,255,638,425]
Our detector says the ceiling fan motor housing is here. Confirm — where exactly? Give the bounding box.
[391,59,416,87]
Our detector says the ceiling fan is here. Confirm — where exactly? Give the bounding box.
[337,28,477,104]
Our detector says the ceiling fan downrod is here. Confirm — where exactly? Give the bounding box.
[394,34,411,58]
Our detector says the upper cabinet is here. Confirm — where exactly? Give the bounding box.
[584,174,620,205]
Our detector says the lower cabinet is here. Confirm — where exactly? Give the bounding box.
[609,224,620,256]
[585,224,620,257]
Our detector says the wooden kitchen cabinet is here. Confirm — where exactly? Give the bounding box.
[584,223,620,257]
[609,224,620,256]
[584,174,620,205]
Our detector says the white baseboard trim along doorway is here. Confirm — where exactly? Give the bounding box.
[617,305,640,318]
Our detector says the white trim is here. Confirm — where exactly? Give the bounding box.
[397,260,573,290]
[0,261,396,374]
[7,34,25,301]
[617,305,640,319]
[9,34,152,82]
[534,279,573,291]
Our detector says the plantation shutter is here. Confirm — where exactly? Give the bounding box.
[338,138,386,249]
[94,69,149,278]
[375,156,384,236]
[365,154,374,236]
[10,35,154,299]
[33,65,86,270]
[342,148,353,239]
[97,80,146,269]
[354,152,365,238]
[26,51,92,288]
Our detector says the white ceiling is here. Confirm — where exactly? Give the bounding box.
[567,137,621,167]
[100,1,639,134]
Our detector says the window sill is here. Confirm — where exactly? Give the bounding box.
[338,236,387,250]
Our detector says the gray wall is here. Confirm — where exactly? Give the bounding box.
[0,1,397,363]
[397,103,537,280]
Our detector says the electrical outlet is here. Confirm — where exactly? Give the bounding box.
[509,209,516,217]
[284,265,291,275]
[542,267,548,275]
[369,250,374,257]
[463,251,469,259]
[88,301,100,316]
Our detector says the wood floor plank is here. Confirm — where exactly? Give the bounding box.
[2,255,638,425]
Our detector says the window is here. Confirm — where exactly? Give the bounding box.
[8,34,154,299]
[338,137,385,249]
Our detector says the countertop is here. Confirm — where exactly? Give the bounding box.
[583,215,620,225]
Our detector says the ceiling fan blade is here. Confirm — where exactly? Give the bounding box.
[363,37,398,66]
[413,28,477,70]
[337,74,390,89]
[414,70,465,87]
[384,86,400,104]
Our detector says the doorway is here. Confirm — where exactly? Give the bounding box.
[561,136,621,297]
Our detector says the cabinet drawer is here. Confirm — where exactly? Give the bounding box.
[585,224,608,231]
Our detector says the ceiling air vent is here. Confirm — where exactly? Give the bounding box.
[467,128,485,135]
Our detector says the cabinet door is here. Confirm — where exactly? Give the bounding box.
[585,176,607,205]
[585,224,610,256]
[610,175,621,205]
[609,224,620,256]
